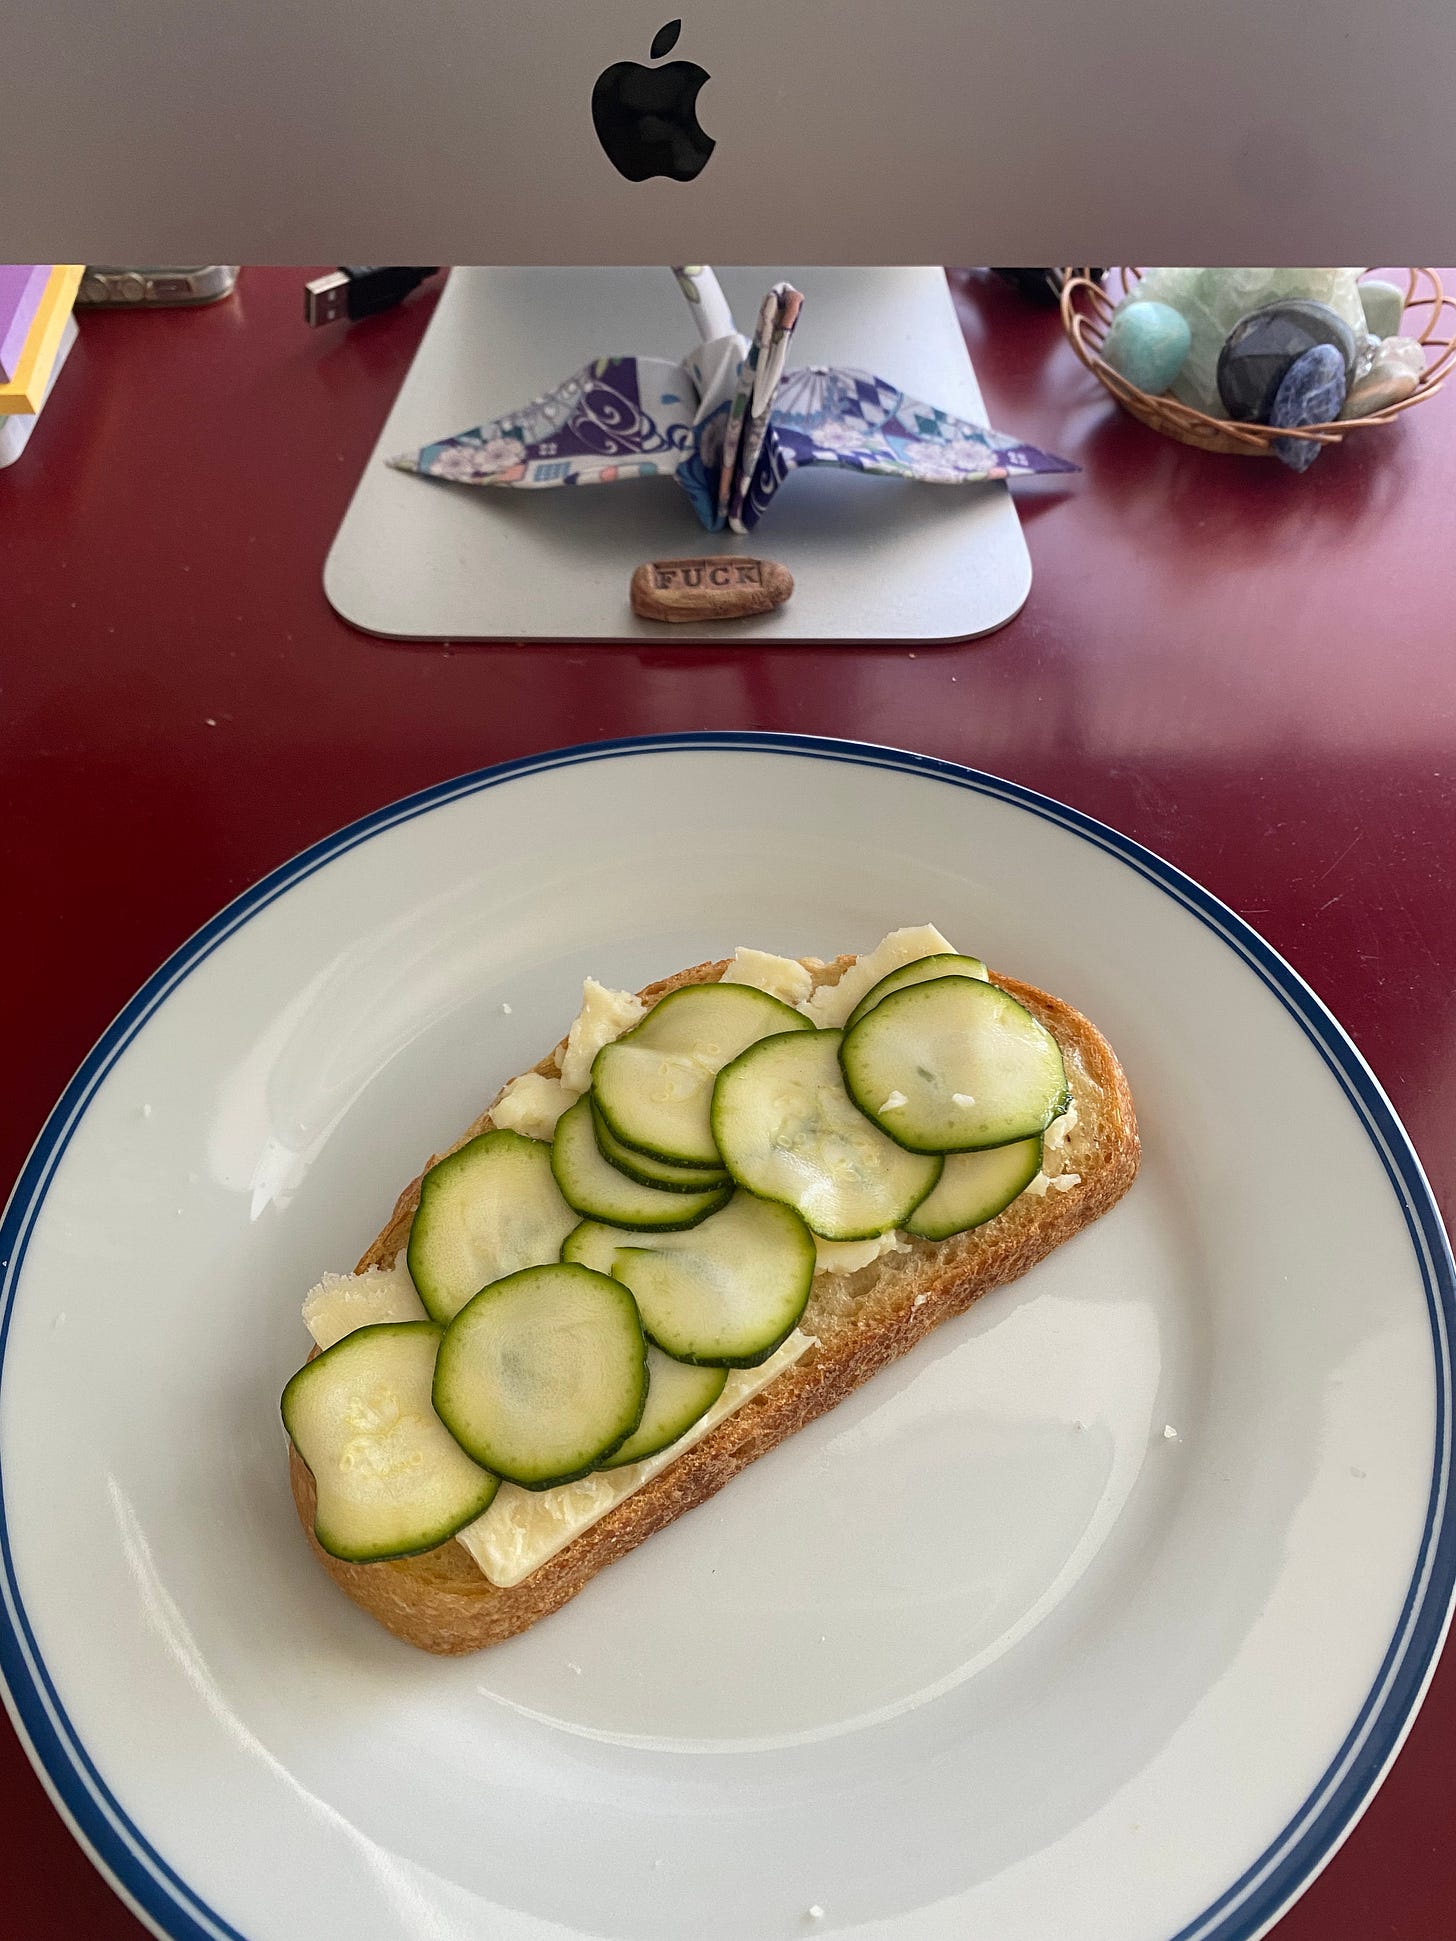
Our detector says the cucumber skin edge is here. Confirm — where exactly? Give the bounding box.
[281,1321,500,1564]
[589,1098,730,1191]
[431,1266,650,1489]
[408,1130,559,1323]
[590,1064,724,1167]
[904,1137,1045,1242]
[710,1030,942,1239]
[589,983,812,1167]
[837,979,1071,1157]
[551,1100,733,1231]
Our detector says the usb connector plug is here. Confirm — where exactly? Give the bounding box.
[304,267,440,327]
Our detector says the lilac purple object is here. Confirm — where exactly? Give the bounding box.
[0,265,51,382]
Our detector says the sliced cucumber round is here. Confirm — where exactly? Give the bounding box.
[552,1095,731,1230]
[407,1128,579,1324]
[561,1217,644,1276]
[610,1188,816,1367]
[592,982,813,1167]
[905,1134,1043,1240]
[562,1213,747,1276]
[591,1100,730,1194]
[843,952,989,1030]
[281,1321,499,1563]
[433,1263,647,1488]
[711,1030,941,1240]
[599,1347,728,1467]
[840,976,1070,1154]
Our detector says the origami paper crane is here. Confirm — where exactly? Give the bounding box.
[390,268,1076,534]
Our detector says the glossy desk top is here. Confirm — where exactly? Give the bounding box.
[2,267,1453,1939]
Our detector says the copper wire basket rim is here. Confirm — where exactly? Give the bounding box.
[1058,268,1455,454]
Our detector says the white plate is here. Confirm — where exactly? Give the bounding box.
[2,734,1452,1941]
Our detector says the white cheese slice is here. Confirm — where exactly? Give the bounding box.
[301,1263,426,1351]
[458,1330,814,1587]
[558,978,646,1093]
[491,1071,573,1140]
[720,946,815,1007]
[799,924,958,1028]
[812,1230,910,1276]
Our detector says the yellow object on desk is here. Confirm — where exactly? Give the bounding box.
[0,265,83,413]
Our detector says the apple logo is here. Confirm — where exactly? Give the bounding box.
[592,19,715,183]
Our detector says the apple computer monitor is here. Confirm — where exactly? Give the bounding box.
[8,0,1453,641]
[5,0,1456,259]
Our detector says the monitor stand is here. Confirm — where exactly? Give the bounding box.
[324,267,1033,644]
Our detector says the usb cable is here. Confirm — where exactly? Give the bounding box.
[304,266,441,327]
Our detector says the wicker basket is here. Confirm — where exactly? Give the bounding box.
[1059,268,1455,456]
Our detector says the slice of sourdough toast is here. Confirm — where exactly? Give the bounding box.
[289,953,1139,1653]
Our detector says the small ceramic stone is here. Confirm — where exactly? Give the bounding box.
[1101,299,1192,394]
[1341,335,1425,419]
[1269,344,1347,472]
[1358,278,1405,341]
[631,555,793,623]
[1217,301,1358,423]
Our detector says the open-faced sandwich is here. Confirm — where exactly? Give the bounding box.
[282,925,1139,1653]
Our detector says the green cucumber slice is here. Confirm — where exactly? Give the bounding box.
[281,1321,499,1563]
[407,1129,578,1324]
[905,1135,1043,1240]
[433,1263,647,1488]
[561,1218,643,1275]
[599,1347,727,1466]
[843,952,989,1030]
[591,1100,730,1194]
[711,1029,941,1240]
[552,1096,731,1230]
[610,1189,815,1367]
[840,976,1070,1154]
[562,1214,744,1275]
[592,982,812,1166]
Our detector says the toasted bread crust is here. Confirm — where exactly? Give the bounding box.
[289,956,1139,1652]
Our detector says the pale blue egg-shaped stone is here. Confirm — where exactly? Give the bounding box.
[1101,300,1192,395]
[1269,343,1347,472]
[1358,278,1405,340]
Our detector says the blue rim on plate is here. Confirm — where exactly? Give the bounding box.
[2,731,1452,1941]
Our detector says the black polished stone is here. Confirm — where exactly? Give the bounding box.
[1216,301,1358,424]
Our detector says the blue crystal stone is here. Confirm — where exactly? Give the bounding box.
[1268,344,1347,472]
[1216,301,1357,424]
[1101,300,1192,395]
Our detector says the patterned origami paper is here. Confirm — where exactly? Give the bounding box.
[391,268,1076,534]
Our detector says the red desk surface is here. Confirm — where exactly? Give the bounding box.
[3,268,1454,1938]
